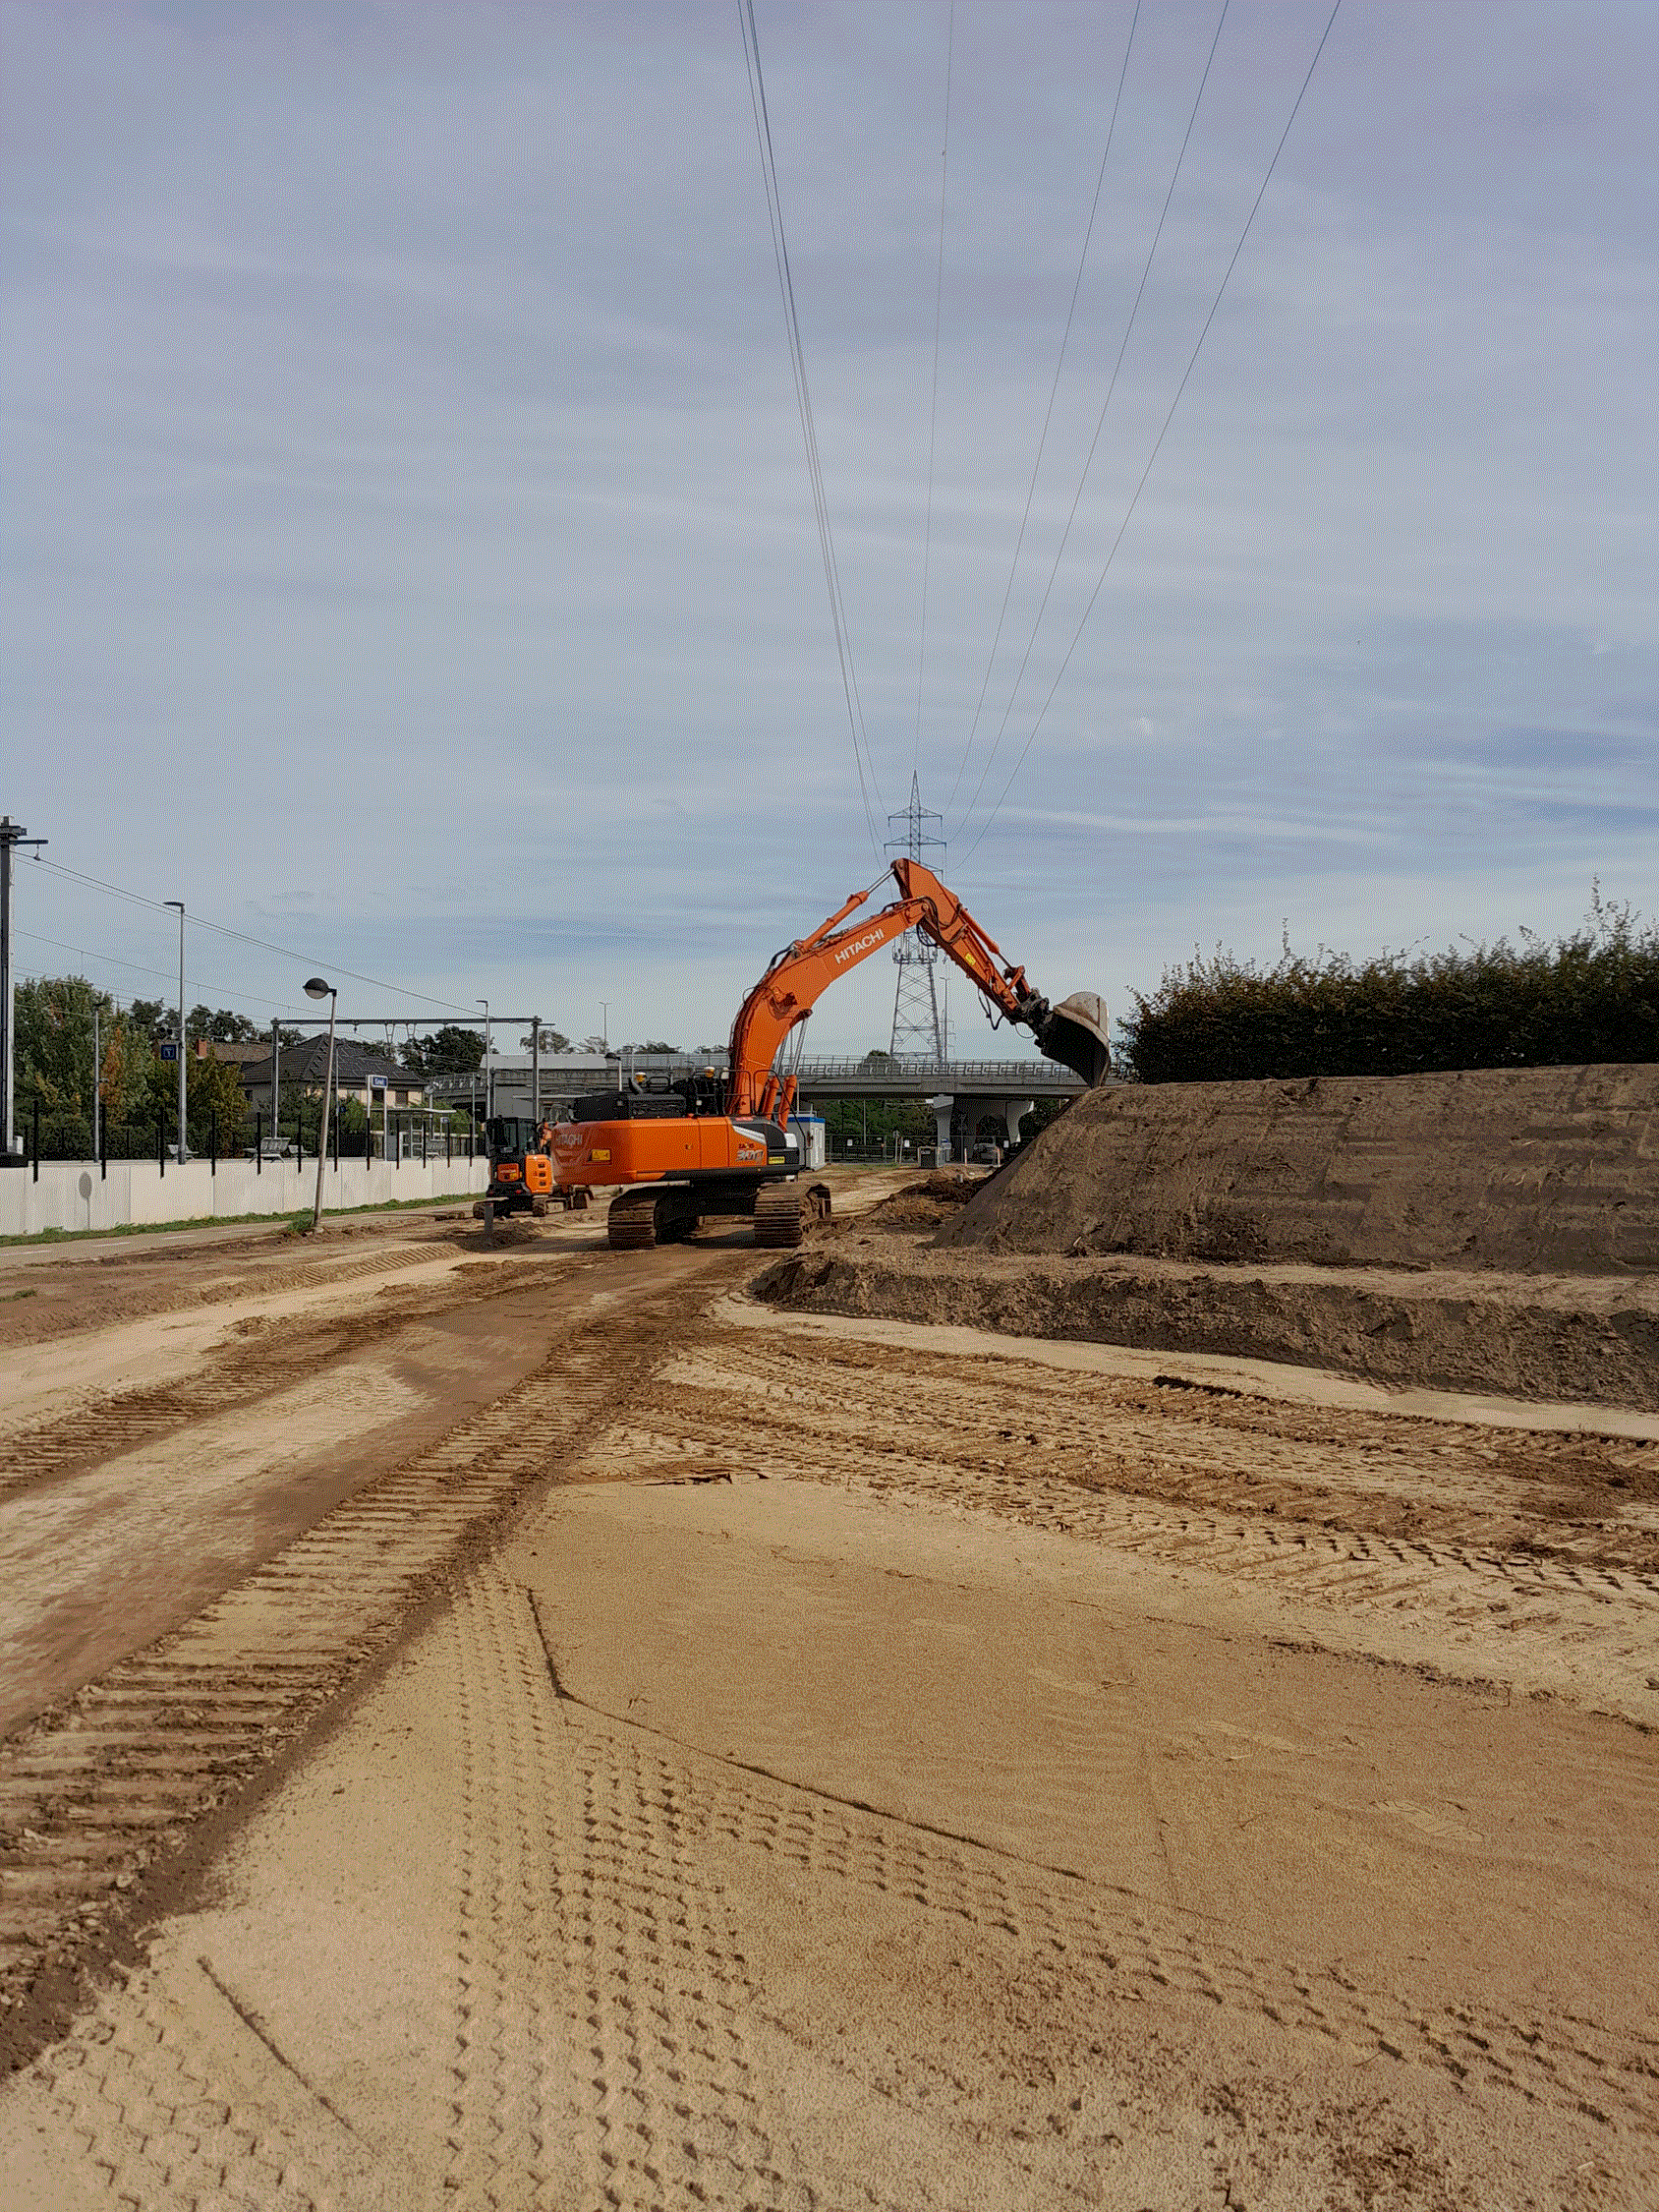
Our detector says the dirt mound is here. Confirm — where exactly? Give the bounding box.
[838,1169,988,1235]
[938,1065,1659,1273]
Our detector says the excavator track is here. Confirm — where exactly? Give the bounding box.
[607,1187,702,1252]
[608,1190,663,1251]
[753,1180,831,1250]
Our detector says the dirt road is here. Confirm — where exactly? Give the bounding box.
[0,1186,1654,2207]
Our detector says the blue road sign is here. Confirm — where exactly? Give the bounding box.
[158,1043,179,1063]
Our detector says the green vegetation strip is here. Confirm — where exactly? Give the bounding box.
[1121,892,1658,1082]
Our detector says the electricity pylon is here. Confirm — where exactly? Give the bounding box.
[886,773,946,1062]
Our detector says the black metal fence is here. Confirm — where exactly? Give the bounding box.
[17,1096,479,1179]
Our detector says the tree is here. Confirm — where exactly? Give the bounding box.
[640,1039,677,1054]
[187,1004,259,1045]
[136,1047,249,1152]
[13,976,151,1134]
[400,1025,486,1077]
[818,1094,932,1155]
[127,998,172,1048]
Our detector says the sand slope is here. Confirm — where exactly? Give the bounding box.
[941,1064,1659,1271]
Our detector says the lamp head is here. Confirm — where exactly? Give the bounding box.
[304,977,333,1001]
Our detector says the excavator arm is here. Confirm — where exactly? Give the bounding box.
[726,858,1111,1121]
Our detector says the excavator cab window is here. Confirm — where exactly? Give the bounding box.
[675,1072,726,1118]
[486,1116,539,1163]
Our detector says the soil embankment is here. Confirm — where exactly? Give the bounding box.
[757,1067,1659,1405]
[756,1246,1659,1408]
[940,1063,1659,1271]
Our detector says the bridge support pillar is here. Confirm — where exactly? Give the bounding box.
[1001,1097,1035,1147]
[927,1094,953,1166]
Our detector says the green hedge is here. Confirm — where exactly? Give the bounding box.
[1120,893,1659,1083]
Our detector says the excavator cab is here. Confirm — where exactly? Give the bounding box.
[479,1115,573,1217]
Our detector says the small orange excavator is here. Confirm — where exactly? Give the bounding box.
[550,858,1111,1252]
[479,1115,591,1220]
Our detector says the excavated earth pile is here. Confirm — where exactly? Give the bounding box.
[757,1067,1659,1406]
[939,1063,1659,1270]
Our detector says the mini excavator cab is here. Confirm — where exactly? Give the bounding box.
[483,1115,554,1213]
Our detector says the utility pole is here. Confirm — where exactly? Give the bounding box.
[478,999,491,1123]
[532,1017,541,1131]
[269,1018,282,1149]
[92,1004,100,1167]
[164,900,188,1162]
[305,978,337,1229]
[1,816,47,1167]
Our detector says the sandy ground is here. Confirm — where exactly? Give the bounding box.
[0,1173,1655,2207]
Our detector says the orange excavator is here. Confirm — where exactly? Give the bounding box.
[550,857,1111,1252]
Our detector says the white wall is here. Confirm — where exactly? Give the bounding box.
[0,1152,487,1241]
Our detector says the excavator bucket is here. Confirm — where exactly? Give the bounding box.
[1037,992,1113,1087]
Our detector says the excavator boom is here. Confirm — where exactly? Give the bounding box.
[725,858,1111,1115]
[551,859,1109,1252]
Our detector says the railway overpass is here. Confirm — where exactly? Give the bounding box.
[436,1051,1086,1163]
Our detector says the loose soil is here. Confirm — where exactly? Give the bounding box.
[941,1064,1659,1271]
[0,1166,1654,2207]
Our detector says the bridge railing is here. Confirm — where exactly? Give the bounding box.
[793,1057,1081,1087]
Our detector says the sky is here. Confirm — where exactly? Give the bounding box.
[3,0,1654,1059]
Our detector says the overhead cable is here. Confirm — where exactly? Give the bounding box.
[17,929,305,1018]
[955,0,1230,839]
[739,0,886,854]
[960,0,1344,864]
[28,853,483,1016]
[912,1,955,780]
[943,0,1142,820]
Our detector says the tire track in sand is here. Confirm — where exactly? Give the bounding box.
[444,1569,818,2211]
[0,1279,690,2018]
[531,1626,1659,2147]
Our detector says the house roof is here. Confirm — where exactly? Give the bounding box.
[237,1036,420,1089]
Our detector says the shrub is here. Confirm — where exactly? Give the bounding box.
[1119,889,1659,1082]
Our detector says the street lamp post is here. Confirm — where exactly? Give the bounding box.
[305,977,337,1231]
[477,999,491,1123]
[164,901,188,1162]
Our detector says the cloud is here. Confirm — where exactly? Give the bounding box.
[2,0,1653,1055]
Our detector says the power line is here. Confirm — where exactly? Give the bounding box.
[961,0,1345,864]
[954,0,1230,840]
[16,928,303,1016]
[943,0,1142,820]
[27,853,483,1016]
[913,1,954,781]
[739,0,886,853]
